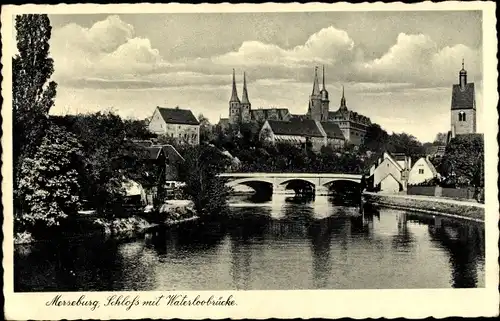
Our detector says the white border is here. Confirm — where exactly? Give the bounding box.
[2,2,498,319]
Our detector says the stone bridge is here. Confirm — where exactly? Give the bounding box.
[219,172,362,196]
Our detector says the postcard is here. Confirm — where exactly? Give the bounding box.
[2,2,498,320]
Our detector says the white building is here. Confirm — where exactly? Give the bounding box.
[408,156,440,185]
[370,152,412,193]
[149,106,200,145]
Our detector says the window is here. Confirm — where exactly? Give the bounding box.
[459,112,466,121]
[418,169,424,174]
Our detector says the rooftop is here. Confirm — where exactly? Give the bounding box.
[451,83,475,110]
[320,121,345,140]
[156,106,200,125]
[267,119,324,138]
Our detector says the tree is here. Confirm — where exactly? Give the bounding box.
[178,145,233,216]
[440,134,484,187]
[123,118,155,140]
[66,112,155,214]
[198,113,213,143]
[359,123,389,153]
[433,132,448,145]
[13,14,57,180]
[17,125,82,234]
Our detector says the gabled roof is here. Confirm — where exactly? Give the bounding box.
[156,107,200,125]
[153,144,185,162]
[267,119,324,137]
[423,157,439,177]
[451,83,475,110]
[320,121,345,139]
[145,146,164,160]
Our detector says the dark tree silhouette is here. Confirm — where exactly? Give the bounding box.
[13,14,57,180]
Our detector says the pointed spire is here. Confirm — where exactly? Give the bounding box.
[459,59,467,90]
[230,68,240,103]
[340,85,347,108]
[312,66,320,96]
[241,71,250,104]
[322,65,326,90]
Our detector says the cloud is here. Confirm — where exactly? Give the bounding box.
[211,26,355,68]
[359,33,481,85]
[49,16,482,90]
[50,15,168,81]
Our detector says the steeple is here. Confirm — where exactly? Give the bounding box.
[311,66,320,96]
[340,85,347,109]
[241,72,250,104]
[230,68,240,102]
[320,65,329,101]
[459,58,467,90]
[322,65,326,90]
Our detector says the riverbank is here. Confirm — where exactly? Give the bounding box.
[362,192,485,222]
[14,200,199,245]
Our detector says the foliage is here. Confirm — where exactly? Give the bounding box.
[13,14,57,163]
[433,132,448,145]
[439,134,484,187]
[198,113,215,143]
[360,123,425,160]
[17,125,82,233]
[178,145,233,216]
[13,14,57,204]
[123,118,155,140]
[56,112,161,213]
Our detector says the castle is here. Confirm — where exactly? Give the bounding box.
[225,66,372,146]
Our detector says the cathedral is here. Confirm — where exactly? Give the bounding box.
[224,66,372,146]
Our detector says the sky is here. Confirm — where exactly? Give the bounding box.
[43,11,483,142]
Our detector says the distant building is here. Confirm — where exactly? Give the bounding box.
[228,69,292,124]
[131,140,185,205]
[426,145,447,157]
[408,156,440,185]
[449,60,476,141]
[259,119,345,152]
[225,66,371,146]
[149,106,200,145]
[327,86,372,146]
[369,152,411,193]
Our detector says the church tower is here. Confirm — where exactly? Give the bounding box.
[229,69,241,124]
[450,59,476,136]
[309,66,322,121]
[339,85,348,112]
[240,72,251,123]
[320,65,330,121]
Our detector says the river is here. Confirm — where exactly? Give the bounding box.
[14,194,485,291]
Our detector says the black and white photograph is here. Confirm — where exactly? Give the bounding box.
[2,2,498,320]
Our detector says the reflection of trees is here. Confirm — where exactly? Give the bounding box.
[15,235,125,291]
[428,221,485,288]
[328,180,362,206]
[307,218,336,288]
[229,231,253,290]
[148,221,226,257]
[390,213,415,251]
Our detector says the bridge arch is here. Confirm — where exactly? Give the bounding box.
[226,177,274,189]
[278,178,317,188]
[321,178,361,187]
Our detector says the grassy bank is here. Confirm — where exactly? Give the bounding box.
[362,192,484,222]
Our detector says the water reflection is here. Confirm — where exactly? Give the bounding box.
[15,195,485,291]
[428,219,484,288]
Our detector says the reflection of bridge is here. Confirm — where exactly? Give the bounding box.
[220,172,362,196]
